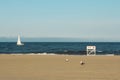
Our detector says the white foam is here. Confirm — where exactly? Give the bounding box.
[21,53,57,55]
[10,53,24,56]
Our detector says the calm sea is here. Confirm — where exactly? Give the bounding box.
[0,42,120,55]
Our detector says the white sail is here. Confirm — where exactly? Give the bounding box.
[17,35,24,46]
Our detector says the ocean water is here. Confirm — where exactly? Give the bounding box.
[0,42,120,55]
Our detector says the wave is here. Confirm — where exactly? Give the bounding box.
[0,53,78,56]
[25,53,57,55]
[2,53,58,56]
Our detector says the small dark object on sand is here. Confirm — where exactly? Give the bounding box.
[80,61,85,65]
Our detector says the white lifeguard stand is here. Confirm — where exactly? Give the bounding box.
[87,46,96,56]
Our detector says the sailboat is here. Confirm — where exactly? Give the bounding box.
[17,35,24,46]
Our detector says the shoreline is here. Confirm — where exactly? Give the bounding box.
[0,52,117,56]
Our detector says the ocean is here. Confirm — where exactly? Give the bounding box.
[0,42,120,55]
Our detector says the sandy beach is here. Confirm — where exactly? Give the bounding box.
[0,55,119,80]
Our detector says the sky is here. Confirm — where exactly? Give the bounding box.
[0,0,120,41]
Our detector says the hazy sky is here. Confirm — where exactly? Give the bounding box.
[0,0,120,41]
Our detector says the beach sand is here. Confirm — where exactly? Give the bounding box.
[0,55,120,80]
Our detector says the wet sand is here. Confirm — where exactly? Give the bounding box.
[0,55,120,80]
